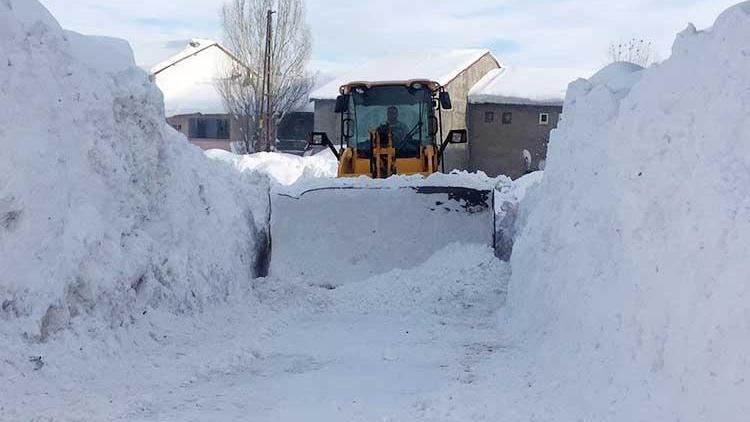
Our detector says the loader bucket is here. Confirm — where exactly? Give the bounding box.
[269,184,494,285]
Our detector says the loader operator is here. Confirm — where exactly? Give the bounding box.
[379,106,419,156]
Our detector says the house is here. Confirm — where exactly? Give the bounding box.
[151,39,245,151]
[152,39,314,155]
[309,50,501,170]
[467,67,581,179]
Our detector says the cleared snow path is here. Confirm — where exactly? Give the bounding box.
[3,244,526,421]
[132,314,499,421]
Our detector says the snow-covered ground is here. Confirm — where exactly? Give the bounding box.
[3,244,512,421]
[3,0,750,420]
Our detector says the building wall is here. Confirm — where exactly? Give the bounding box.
[166,114,191,137]
[167,113,233,152]
[467,103,563,179]
[190,139,233,151]
[313,99,340,146]
[278,111,314,141]
[441,53,501,171]
[276,111,314,154]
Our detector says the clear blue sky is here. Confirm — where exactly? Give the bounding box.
[40,0,738,77]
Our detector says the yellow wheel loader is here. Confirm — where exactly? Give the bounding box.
[309,79,468,178]
[269,80,497,284]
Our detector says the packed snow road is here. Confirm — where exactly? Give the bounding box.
[136,312,498,421]
[3,244,524,421]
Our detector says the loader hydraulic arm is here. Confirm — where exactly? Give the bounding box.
[438,129,468,162]
[309,132,341,161]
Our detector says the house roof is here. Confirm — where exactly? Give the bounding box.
[150,38,248,76]
[151,39,244,116]
[309,49,499,100]
[468,67,584,106]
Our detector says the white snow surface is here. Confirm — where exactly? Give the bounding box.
[264,164,508,285]
[278,169,508,198]
[5,0,750,420]
[206,148,339,185]
[151,39,235,116]
[0,0,269,360]
[0,7,519,420]
[505,2,750,420]
[3,243,515,421]
[310,49,498,100]
[468,66,582,106]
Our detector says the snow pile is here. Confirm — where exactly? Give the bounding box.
[468,67,582,106]
[206,148,339,185]
[494,171,544,260]
[507,3,750,420]
[333,243,509,315]
[0,0,269,355]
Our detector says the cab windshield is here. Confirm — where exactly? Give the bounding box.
[348,85,433,157]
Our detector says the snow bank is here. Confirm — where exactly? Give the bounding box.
[494,171,544,260]
[506,2,750,420]
[207,149,338,185]
[0,0,269,355]
[333,243,509,316]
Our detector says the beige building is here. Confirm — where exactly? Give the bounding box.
[309,50,501,170]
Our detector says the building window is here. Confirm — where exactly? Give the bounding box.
[189,118,207,138]
[539,113,550,125]
[189,117,230,139]
[294,119,305,136]
[216,119,230,139]
[484,111,495,123]
[502,112,512,125]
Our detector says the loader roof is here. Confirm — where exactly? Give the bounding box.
[340,79,442,94]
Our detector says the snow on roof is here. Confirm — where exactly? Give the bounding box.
[294,100,315,113]
[310,49,498,100]
[468,67,585,106]
[150,38,221,75]
[151,39,237,116]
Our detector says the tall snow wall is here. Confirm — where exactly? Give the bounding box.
[0,0,269,341]
[506,2,750,420]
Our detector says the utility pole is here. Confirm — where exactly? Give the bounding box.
[261,9,276,152]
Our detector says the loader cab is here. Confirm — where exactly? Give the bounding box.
[341,83,437,159]
[311,80,466,179]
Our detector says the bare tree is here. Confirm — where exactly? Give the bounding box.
[608,38,655,67]
[218,0,314,153]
